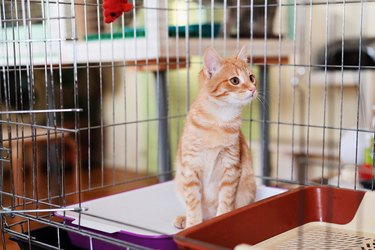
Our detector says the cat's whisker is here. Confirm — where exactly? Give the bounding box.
[255,94,269,111]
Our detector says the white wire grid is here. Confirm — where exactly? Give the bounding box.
[0,0,375,249]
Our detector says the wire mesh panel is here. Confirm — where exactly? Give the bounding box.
[0,0,374,249]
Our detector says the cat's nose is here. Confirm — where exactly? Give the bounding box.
[248,86,256,93]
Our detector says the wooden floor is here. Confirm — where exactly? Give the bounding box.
[0,166,159,250]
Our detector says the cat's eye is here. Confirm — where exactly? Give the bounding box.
[249,74,256,83]
[229,77,240,85]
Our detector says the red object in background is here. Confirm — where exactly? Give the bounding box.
[102,0,133,23]
[358,164,374,180]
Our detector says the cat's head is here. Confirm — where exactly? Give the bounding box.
[201,47,257,107]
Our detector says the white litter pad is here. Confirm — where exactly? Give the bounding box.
[56,181,286,236]
[235,191,375,250]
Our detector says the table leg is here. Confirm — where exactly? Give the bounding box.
[46,80,60,198]
[154,71,172,182]
[259,65,271,185]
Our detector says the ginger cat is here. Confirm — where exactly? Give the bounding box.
[174,47,257,229]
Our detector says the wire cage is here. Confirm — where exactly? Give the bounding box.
[1,0,375,249]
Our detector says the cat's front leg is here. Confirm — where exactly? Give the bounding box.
[217,166,240,216]
[181,168,203,228]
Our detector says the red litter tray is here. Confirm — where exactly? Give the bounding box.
[175,186,375,250]
[55,181,286,250]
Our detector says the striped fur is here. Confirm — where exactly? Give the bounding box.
[174,47,257,229]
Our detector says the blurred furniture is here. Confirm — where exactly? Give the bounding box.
[2,126,77,201]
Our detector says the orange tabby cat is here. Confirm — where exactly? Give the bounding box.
[174,47,257,229]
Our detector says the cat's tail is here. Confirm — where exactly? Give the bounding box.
[174,215,186,229]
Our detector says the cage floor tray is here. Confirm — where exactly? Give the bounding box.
[56,181,286,249]
[175,186,375,250]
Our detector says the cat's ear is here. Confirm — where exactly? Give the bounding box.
[236,46,249,63]
[203,47,222,79]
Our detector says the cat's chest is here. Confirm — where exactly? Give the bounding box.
[202,144,239,174]
[201,148,225,184]
[201,147,235,201]
[197,128,238,148]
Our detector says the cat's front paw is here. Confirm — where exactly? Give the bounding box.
[174,215,186,229]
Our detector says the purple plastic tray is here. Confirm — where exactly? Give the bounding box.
[64,218,176,249]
